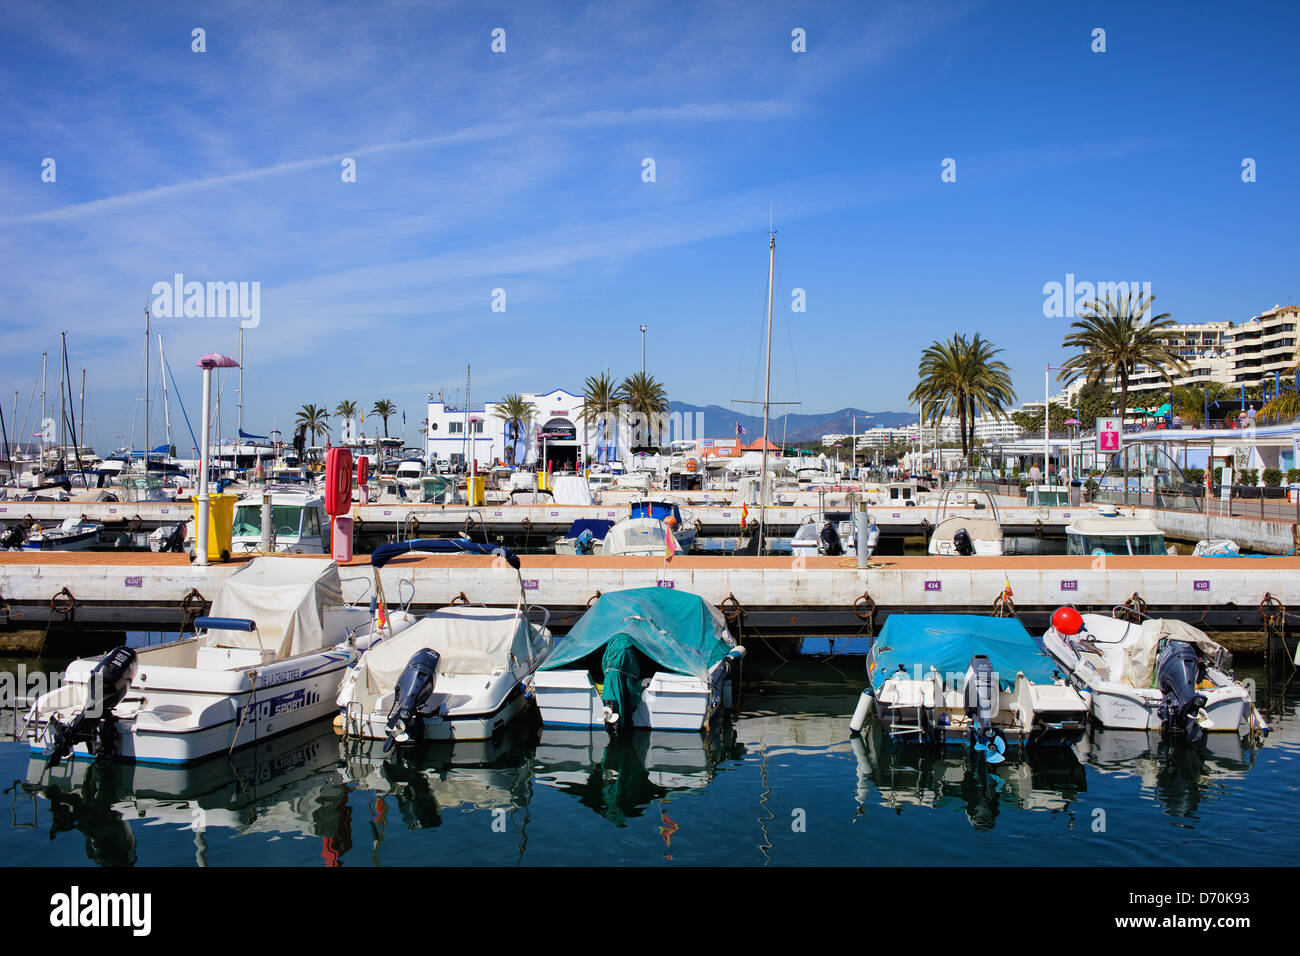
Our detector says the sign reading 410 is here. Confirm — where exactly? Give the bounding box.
[1096,418,1122,455]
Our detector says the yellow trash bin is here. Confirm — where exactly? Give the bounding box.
[192,493,237,562]
[537,471,548,493]
[467,476,486,506]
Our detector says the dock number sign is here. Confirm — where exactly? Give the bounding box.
[1096,418,1122,456]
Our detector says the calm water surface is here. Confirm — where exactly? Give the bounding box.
[2,647,1297,867]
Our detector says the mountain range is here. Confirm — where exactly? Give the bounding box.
[667,403,915,444]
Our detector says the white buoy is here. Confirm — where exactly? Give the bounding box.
[849,689,873,734]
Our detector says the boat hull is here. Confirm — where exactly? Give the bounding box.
[534,660,733,732]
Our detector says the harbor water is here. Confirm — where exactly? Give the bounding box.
[3,632,1297,867]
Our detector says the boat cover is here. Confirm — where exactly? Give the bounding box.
[350,607,552,706]
[541,588,733,681]
[565,519,614,540]
[551,476,594,506]
[1120,619,1231,689]
[207,557,343,659]
[868,615,1057,693]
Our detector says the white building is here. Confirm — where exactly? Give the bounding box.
[426,387,607,470]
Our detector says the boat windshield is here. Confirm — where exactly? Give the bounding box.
[1067,533,1167,556]
[232,504,305,538]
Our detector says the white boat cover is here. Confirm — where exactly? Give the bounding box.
[1121,619,1230,689]
[551,475,594,506]
[207,557,344,660]
[351,607,551,704]
[602,516,668,555]
[730,475,775,507]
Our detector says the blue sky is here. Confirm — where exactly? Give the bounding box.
[2,0,1297,452]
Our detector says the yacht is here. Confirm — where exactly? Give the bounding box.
[228,487,330,554]
[1065,506,1172,556]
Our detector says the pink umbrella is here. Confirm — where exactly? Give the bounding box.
[195,352,239,369]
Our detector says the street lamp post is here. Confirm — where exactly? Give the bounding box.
[195,352,240,567]
[639,325,647,376]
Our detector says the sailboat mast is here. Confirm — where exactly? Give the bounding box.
[759,231,775,551]
[237,328,243,432]
[40,351,47,462]
[144,309,151,474]
[159,334,172,449]
[80,369,85,458]
[59,333,66,461]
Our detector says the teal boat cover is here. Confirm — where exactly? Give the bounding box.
[541,588,733,681]
[867,615,1058,693]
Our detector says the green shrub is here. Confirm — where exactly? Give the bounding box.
[1263,468,1283,487]
[1288,468,1300,484]
[1182,467,1204,485]
[1213,466,1223,486]
[1238,468,1258,486]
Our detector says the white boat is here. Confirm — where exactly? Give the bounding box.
[790,511,878,558]
[601,501,696,556]
[927,486,1004,556]
[18,515,102,551]
[335,540,553,749]
[849,614,1089,759]
[228,487,330,554]
[1039,609,1265,738]
[1065,506,1173,556]
[533,588,745,732]
[26,556,417,765]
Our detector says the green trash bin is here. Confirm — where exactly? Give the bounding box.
[192,493,237,562]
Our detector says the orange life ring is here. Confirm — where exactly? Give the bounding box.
[685,459,698,472]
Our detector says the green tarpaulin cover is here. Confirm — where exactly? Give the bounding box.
[541,588,733,717]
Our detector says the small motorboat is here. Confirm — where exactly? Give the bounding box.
[26,556,418,765]
[1039,607,1266,740]
[227,487,331,554]
[554,518,615,555]
[335,540,553,750]
[790,511,878,558]
[533,587,745,732]
[19,515,103,551]
[1065,506,1173,556]
[927,486,1004,556]
[849,614,1089,759]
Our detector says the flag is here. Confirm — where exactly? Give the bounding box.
[740,503,749,527]
[360,409,364,424]
[665,526,678,561]
[1002,573,1013,600]
[736,422,745,436]
[402,410,406,426]
[376,595,389,631]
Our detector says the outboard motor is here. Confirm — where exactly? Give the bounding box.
[1156,640,1208,743]
[819,521,843,556]
[575,528,596,555]
[1,524,25,549]
[384,648,441,752]
[953,527,975,556]
[963,655,1006,764]
[46,646,138,766]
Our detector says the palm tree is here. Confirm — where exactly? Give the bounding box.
[1058,293,1188,426]
[578,371,618,457]
[295,404,331,446]
[335,399,357,422]
[371,399,397,438]
[494,394,535,466]
[1170,382,1233,424]
[908,334,1015,463]
[617,372,668,450]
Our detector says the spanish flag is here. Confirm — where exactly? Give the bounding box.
[740,503,749,527]
[1002,573,1013,600]
[665,527,678,562]
[376,595,389,631]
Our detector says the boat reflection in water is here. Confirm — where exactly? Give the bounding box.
[23,721,348,866]
[850,718,1088,831]
[533,723,744,828]
[336,721,539,835]
[1073,726,1257,818]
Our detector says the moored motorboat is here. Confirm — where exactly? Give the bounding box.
[849,614,1089,759]
[26,556,418,765]
[533,587,745,732]
[17,515,103,551]
[1039,607,1267,740]
[335,540,553,750]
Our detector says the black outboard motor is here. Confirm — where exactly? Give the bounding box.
[1,525,25,549]
[819,521,843,556]
[46,646,138,766]
[1156,640,1208,743]
[384,648,441,752]
[963,654,1006,764]
[953,527,975,556]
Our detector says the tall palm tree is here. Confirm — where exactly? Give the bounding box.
[295,404,331,446]
[1058,293,1188,425]
[494,394,535,466]
[908,334,1015,463]
[371,399,397,438]
[578,371,618,456]
[335,399,357,421]
[617,371,669,450]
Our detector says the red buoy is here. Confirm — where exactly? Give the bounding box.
[1052,606,1084,635]
[325,448,353,517]
[356,455,369,487]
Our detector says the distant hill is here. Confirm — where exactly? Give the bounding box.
[668,402,915,443]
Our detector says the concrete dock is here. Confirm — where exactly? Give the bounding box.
[2,551,1296,655]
